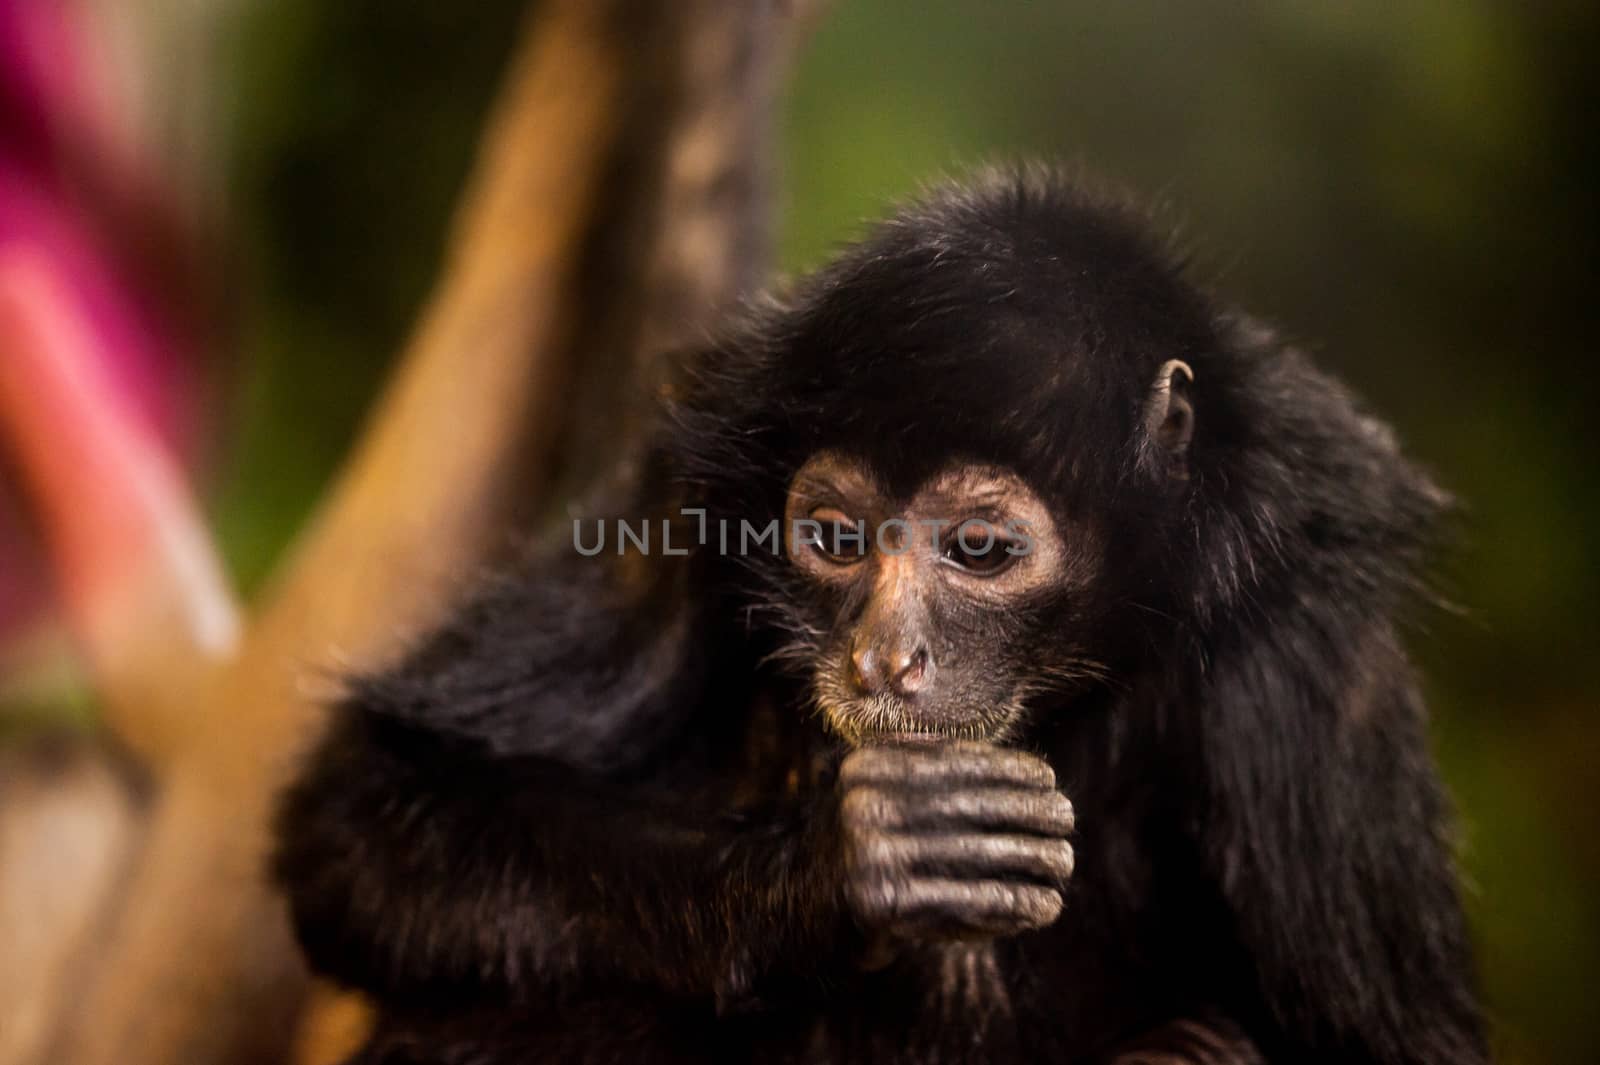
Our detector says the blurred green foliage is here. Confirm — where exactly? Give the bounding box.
[213,2,1597,1062]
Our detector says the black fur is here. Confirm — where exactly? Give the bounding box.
[273,168,1486,1064]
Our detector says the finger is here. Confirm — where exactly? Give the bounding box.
[842,786,1073,837]
[840,742,1055,790]
[863,833,1075,886]
[861,877,1064,935]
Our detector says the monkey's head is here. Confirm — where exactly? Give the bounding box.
[670,170,1223,746]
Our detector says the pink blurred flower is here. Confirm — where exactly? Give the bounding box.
[0,0,211,650]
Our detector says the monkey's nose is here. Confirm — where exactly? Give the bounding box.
[851,645,930,697]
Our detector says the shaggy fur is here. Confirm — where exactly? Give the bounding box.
[273,169,1486,1064]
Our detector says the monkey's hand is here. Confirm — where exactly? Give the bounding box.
[836,741,1074,944]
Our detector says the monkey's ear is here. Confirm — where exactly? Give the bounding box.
[1144,358,1195,463]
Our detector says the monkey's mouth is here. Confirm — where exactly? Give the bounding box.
[814,688,1022,747]
[878,730,942,745]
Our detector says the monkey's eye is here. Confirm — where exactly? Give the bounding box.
[808,508,868,565]
[941,525,1017,576]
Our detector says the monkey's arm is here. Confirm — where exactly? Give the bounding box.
[274,703,851,1008]
[1193,607,1486,1064]
[271,541,882,1006]
[276,709,1076,1009]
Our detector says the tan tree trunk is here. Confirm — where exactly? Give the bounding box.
[1,2,813,1063]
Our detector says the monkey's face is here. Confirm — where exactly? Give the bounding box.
[780,450,1106,746]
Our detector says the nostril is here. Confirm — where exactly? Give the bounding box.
[891,647,930,695]
[850,646,883,693]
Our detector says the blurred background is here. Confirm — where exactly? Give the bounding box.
[1,2,1594,1063]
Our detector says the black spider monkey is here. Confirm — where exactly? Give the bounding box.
[274,169,1487,1064]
